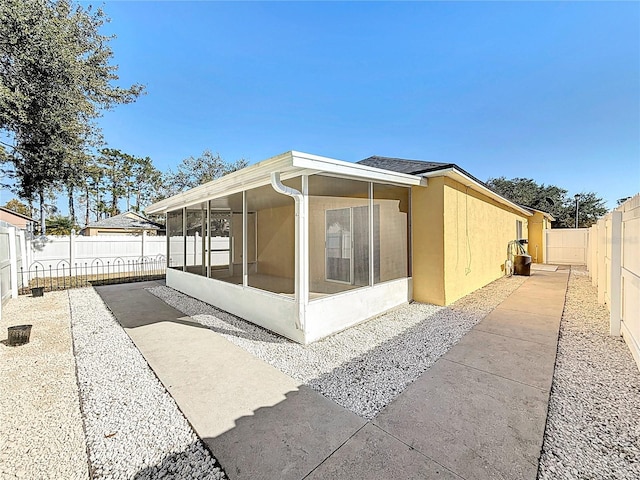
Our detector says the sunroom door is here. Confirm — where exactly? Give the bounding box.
[325,206,370,286]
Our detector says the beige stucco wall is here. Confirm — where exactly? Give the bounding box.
[256,204,295,279]
[442,178,528,304]
[411,178,446,305]
[412,177,529,306]
[527,211,548,263]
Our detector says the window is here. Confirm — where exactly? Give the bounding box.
[516,220,523,240]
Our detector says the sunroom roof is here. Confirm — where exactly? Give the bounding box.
[146,150,425,214]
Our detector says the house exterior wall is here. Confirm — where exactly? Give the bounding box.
[527,211,548,263]
[411,178,446,305]
[256,204,295,279]
[411,176,529,306]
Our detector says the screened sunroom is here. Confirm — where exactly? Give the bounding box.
[147,151,423,343]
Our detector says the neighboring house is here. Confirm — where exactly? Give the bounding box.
[146,151,534,344]
[523,207,555,264]
[82,211,165,236]
[0,206,36,231]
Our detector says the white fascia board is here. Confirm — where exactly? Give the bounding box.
[291,151,424,186]
[146,152,296,214]
[146,150,424,215]
[421,168,531,217]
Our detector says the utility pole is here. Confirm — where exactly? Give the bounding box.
[574,194,580,228]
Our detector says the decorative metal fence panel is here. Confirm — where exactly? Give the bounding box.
[18,255,166,295]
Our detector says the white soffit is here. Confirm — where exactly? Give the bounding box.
[146,150,424,214]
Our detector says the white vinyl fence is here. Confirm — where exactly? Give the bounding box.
[30,231,166,271]
[588,194,640,370]
[0,228,167,312]
[545,228,589,265]
[0,223,28,305]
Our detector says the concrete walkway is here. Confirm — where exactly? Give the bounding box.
[95,269,568,480]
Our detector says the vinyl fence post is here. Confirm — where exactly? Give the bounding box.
[610,211,622,337]
[70,229,76,268]
[8,226,18,298]
[590,225,598,287]
[597,218,607,304]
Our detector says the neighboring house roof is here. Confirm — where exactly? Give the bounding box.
[85,211,164,231]
[358,156,530,216]
[0,206,36,222]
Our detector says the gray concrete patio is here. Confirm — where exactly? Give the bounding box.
[95,268,568,480]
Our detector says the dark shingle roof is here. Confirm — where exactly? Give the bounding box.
[358,156,487,187]
[86,212,163,230]
[358,156,453,175]
[359,156,534,215]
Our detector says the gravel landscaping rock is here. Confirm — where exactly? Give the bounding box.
[538,267,640,480]
[0,291,89,480]
[149,274,527,419]
[68,288,226,480]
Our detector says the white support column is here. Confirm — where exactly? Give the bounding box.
[242,191,248,287]
[300,175,309,308]
[610,211,623,336]
[8,226,18,298]
[166,213,170,268]
[182,207,187,272]
[369,182,374,286]
[141,230,146,260]
[206,202,211,278]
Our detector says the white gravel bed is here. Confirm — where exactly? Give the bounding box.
[68,288,226,480]
[0,291,89,480]
[538,267,640,480]
[149,274,527,419]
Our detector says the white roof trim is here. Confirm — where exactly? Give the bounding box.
[146,151,423,214]
[419,167,532,217]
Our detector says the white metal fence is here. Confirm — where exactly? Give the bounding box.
[588,194,640,370]
[545,228,589,265]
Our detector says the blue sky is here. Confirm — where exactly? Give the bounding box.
[4,1,639,211]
